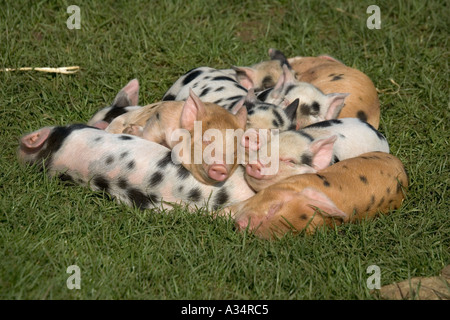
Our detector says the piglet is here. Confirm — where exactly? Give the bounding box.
[138,89,248,185]
[161,67,298,131]
[288,54,380,128]
[18,124,255,211]
[257,65,349,129]
[225,152,408,239]
[245,118,389,191]
[232,48,292,92]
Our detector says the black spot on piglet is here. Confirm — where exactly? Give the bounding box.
[304,119,342,129]
[127,188,157,209]
[356,110,368,122]
[162,94,176,101]
[117,177,129,189]
[93,175,110,192]
[127,160,136,170]
[188,188,202,202]
[359,175,368,184]
[330,74,344,81]
[213,188,230,210]
[177,165,190,180]
[119,135,133,140]
[157,151,173,169]
[316,174,331,187]
[182,69,203,86]
[149,171,164,187]
[105,155,114,165]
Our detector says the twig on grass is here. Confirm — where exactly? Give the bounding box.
[377,78,401,95]
[1,66,80,74]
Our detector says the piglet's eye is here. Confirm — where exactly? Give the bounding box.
[281,158,297,166]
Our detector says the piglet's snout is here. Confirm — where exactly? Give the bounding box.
[208,163,228,182]
[246,161,264,179]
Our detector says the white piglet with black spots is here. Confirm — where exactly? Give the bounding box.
[18,124,255,211]
[244,118,390,191]
[162,67,299,131]
[256,65,349,129]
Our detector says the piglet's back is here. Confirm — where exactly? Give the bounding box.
[277,151,408,220]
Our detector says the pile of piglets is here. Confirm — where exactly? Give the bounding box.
[18,49,408,239]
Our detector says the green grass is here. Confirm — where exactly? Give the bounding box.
[0,0,448,300]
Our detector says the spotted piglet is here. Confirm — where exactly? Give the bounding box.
[245,118,389,191]
[232,48,292,92]
[162,66,248,110]
[288,54,380,128]
[162,67,298,131]
[225,152,408,239]
[18,125,255,211]
[257,65,349,129]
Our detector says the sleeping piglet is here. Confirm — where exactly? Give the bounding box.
[17,124,255,211]
[223,152,408,239]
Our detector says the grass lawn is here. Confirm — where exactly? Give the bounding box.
[0,0,448,300]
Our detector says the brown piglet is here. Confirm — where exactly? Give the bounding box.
[288,55,380,128]
[224,152,408,239]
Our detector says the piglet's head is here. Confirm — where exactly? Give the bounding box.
[243,130,337,192]
[178,89,247,185]
[234,187,348,239]
[232,48,293,92]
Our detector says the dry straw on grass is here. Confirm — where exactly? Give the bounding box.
[1,66,80,74]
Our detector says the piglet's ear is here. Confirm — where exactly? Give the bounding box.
[281,64,296,83]
[299,187,348,222]
[268,48,292,69]
[180,89,206,131]
[232,99,248,129]
[309,135,337,171]
[284,98,299,123]
[324,93,349,120]
[241,128,261,151]
[232,66,255,90]
[112,79,140,108]
[20,127,52,151]
[92,121,109,130]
